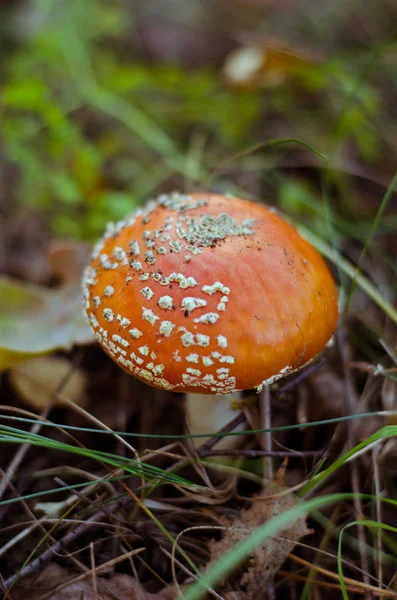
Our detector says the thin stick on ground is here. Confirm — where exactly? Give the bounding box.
[199,448,327,458]
[3,493,135,588]
[338,329,372,598]
[372,446,383,587]
[0,359,81,503]
[196,412,246,455]
[261,384,274,481]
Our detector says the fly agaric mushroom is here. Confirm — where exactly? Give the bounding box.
[82,192,338,444]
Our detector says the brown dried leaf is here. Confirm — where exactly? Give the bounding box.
[207,479,310,597]
[13,564,174,600]
[0,240,94,372]
[9,356,87,409]
[223,40,316,89]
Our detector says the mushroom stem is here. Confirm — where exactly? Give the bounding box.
[185,392,245,449]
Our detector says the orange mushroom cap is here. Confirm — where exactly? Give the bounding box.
[83,192,338,394]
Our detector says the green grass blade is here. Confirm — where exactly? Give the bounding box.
[337,519,397,600]
[301,425,397,496]
[2,410,397,439]
[343,169,397,317]
[297,225,397,325]
[0,425,194,487]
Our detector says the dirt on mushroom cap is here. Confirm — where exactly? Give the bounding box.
[82,192,338,394]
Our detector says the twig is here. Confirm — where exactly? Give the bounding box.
[0,469,87,577]
[3,494,133,588]
[199,448,327,458]
[0,355,83,505]
[0,576,14,600]
[337,329,371,598]
[90,542,98,600]
[196,412,246,455]
[261,385,274,480]
[372,447,383,587]
[273,359,326,396]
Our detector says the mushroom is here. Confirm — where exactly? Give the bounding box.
[82,192,338,449]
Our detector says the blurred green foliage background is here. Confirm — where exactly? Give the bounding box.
[1,0,396,244]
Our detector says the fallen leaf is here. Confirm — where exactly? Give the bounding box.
[223,40,315,89]
[9,356,87,409]
[0,240,94,372]
[206,476,310,597]
[12,564,174,600]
